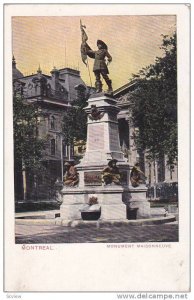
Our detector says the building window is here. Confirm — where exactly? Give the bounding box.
[70,144,74,157]
[62,140,67,157]
[50,139,56,155]
[64,144,74,159]
[50,116,55,130]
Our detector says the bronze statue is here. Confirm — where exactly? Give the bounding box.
[80,20,113,93]
[102,159,121,185]
[63,161,79,187]
[130,163,147,187]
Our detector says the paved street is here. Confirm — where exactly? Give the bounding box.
[15,222,178,244]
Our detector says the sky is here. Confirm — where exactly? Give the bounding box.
[12,15,176,90]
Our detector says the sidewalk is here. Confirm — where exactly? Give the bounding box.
[15,222,178,244]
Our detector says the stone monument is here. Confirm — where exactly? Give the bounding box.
[60,92,151,221]
[59,21,151,221]
[60,92,131,221]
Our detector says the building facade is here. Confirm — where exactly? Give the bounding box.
[13,57,90,202]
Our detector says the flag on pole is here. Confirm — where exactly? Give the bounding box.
[80,20,94,65]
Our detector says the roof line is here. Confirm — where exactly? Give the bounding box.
[42,99,70,107]
[113,81,137,96]
[19,74,51,79]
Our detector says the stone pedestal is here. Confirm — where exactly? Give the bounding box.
[97,185,127,220]
[60,93,151,221]
[77,92,130,188]
[74,93,129,221]
[128,185,151,219]
[60,188,86,220]
[82,93,125,164]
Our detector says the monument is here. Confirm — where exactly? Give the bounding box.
[59,21,151,222]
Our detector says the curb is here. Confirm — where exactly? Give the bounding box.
[15,215,176,227]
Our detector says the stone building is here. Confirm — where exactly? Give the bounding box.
[114,81,178,199]
[12,56,90,202]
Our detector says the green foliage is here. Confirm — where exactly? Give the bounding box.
[13,95,45,173]
[129,33,177,165]
[62,87,88,144]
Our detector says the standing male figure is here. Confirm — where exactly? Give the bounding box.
[86,40,113,93]
[80,21,113,93]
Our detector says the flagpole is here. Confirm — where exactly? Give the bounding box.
[86,57,92,87]
[65,41,67,67]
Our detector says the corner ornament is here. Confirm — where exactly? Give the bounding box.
[88,105,105,121]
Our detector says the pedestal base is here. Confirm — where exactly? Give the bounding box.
[60,185,128,221]
[98,186,127,220]
[60,189,86,220]
[100,204,126,220]
[59,185,151,221]
[128,185,151,219]
[60,204,83,220]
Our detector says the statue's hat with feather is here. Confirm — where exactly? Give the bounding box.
[97,39,108,50]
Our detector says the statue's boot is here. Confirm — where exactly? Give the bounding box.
[106,79,113,93]
[95,80,102,93]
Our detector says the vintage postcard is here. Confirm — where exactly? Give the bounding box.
[4,3,190,293]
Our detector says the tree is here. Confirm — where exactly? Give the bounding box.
[129,32,177,167]
[62,86,90,146]
[13,95,46,174]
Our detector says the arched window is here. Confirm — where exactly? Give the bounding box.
[50,116,55,130]
[50,139,56,155]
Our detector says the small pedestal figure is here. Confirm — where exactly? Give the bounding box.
[102,159,121,185]
[63,161,79,187]
[130,162,147,187]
